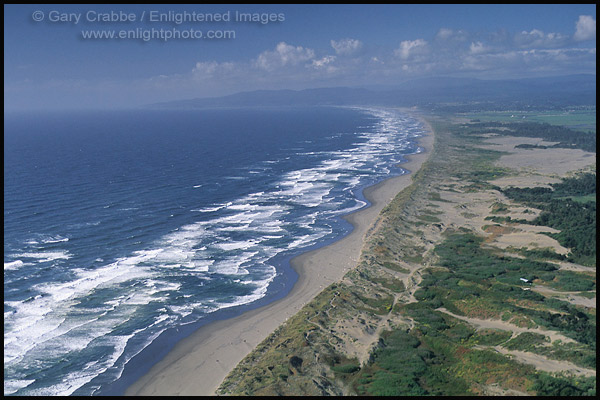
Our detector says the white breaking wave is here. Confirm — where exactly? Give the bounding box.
[4,260,26,271]
[14,250,72,263]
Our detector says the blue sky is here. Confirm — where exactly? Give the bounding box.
[3,4,596,110]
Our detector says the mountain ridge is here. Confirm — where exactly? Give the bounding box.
[148,74,596,109]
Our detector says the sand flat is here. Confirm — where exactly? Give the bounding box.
[480,135,595,176]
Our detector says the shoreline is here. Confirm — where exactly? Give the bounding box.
[124,111,434,396]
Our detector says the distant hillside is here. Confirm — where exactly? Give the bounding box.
[149,74,596,110]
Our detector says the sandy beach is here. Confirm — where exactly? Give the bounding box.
[125,111,434,396]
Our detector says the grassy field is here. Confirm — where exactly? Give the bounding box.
[462,108,596,133]
[561,194,596,204]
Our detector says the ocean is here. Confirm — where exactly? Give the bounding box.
[3,106,425,395]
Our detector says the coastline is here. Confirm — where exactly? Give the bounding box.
[124,111,434,396]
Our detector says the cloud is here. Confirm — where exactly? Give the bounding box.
[192,61,236,79]
[254,42,315,71]
[460,47,595,76]
[574,15,596,41]
[435,28,454,41]
[435,28,468,43]
[394,39,428,60]
[469,41,489,55]
[311,55,337,69]
[330,38,363,56]
[514,29,568,49]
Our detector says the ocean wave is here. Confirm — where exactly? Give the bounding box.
[3,379,35,396]
[13,250,72,263]
[4,260,26,270]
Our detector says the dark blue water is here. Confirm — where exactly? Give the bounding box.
[4,106,424,395]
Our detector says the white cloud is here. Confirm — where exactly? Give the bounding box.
[394,39,428,60]
[311,55,336,68]
[460,47,595,76]
[435,28,468,43]
[309,56,339,75]
[192,61,235,77]
[469,41,489,55]
[514,29,568,48]
[188,61,240,87]
[574,15,596,41]
[330,38,363,56]
[254,42,315,71]
[436,28,454,41]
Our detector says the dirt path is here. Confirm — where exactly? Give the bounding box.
[492,347,596,377]
[436,307,576,343]
[531,285,596,309]
[437,308,596,377]
[549,260,596,273]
